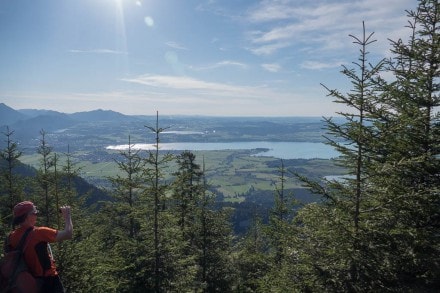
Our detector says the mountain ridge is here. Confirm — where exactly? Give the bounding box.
[0,103,143,129]
[0,103,332,150]
[0,103,29,126]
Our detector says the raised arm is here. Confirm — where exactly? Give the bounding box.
[56,205,73,242]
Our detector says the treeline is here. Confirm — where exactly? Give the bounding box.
[1,1,440,292]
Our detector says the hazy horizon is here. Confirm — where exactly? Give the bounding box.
[4,102,337,118]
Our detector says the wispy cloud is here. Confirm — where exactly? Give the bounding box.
[190,60,248,71]
[248,42,290,56]
[122,75,275,98]
[301,60,345,70]
[69,49,127,54]
[245,0,413,56]
[166,42,188,50]
[261,63,281,72]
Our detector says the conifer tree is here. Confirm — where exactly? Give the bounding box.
[0,127,24,229]
[104,135,149,291]
[53,147,89,293]
[294,1,439,291]
[267,160,292,264]
[172,150,203,244]
[35,129,56,226]
[194,157,234,292]
[62,145,82,205]
[144,113,172,292]
[294,22,388,291]
[143,112,193,292]
[170,152,235,291]
[368,0,440,289]
[254,160,303,292]
[110,135,144,238]
[233,214,269,292]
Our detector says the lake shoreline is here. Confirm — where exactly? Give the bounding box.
[106,141,339,160]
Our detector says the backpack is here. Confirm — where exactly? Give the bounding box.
[0,227,38,293]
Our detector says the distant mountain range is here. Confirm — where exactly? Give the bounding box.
[0,103,333,132]
[0,103,145,137]
[0,103,140,126]
[0,103,338,150]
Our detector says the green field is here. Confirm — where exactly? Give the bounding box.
[20,148,345,202]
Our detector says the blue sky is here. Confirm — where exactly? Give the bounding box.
[0,0,415,116]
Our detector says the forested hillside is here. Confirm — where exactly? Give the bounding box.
[1,1,439,292]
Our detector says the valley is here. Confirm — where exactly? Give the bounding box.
[2,103,347,231]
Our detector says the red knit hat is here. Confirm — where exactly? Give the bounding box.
[13,201,37,218]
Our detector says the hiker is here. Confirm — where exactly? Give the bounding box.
[5,201,73,293]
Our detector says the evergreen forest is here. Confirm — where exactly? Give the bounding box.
[1,1,439,292]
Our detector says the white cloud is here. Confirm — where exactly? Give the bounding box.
[248,42,290,56]
[301,60,345,70]
[68,49,127,54]
[166,42,188,50]
[124,75,242,92]
[191,60,248,71]
[247,0,302,22]
[245,0,414,56]
[262,63,281,72]
[121,75,282,99]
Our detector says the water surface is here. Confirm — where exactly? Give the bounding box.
[106,141,339,159]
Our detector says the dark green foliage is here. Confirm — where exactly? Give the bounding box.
[290,21,388,292]
[88,116,235,292]
[366,1,440,289]
[233,216,270,292]
[172,152,235,292]
[34,129,56,226]
[290,1,440,292]
[172,151,203,238]
[0,127,25,231]
[195,204,234,292]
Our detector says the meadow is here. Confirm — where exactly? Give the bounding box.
[20,147,345,203]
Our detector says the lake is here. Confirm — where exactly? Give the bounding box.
[106,141,339,159]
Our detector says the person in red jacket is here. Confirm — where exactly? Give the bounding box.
[7,201,73,293]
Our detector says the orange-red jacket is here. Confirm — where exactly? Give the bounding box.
[8,226,58,277]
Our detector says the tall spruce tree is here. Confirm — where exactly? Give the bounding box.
[267,160,293,264]
[144,113,172,292]
[294,1,439,291]
[35,129,56,226]
[143,112,193,292]
[256,160,303,292]
[195,157,234,292]
[369,0,440,289]
[294,22,388,291]
[233,213,269,292]
[96,135,154,292]
[54,147,89,293]
[0,127,24,229]
[172,150,203,241]
[110,135,144,239]
[171,151,235,291]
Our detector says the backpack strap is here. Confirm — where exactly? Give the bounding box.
[15,227,34,252]
[3,227,33,254]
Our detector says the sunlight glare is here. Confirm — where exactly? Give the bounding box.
[113,0,129,74]
[144,16,154,27]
